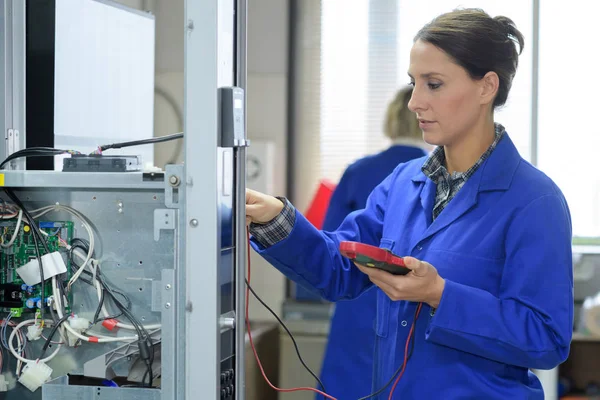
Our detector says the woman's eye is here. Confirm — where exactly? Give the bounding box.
[428,83,442,90]
[408,81,415,87]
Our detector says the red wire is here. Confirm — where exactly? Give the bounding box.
[245,229,338,400]
[388,302,423,400]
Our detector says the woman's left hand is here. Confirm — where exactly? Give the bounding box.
[355,256,445,308]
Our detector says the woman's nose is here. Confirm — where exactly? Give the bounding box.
[408,89,422,113]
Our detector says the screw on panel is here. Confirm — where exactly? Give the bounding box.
[165,284,171,290]
[190,219,199,227]
[168,175,180,187]
[165,303,171,309]
[187,20,194,31]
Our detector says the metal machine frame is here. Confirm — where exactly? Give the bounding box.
[0,0,248,398]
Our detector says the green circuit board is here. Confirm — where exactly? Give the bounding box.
[0,220,73,313]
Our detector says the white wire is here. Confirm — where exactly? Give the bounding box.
[0,203,19,219]
[17,202,159,334]
[30,204,94,289]
[8,319,61,364]
[69,249,161,331]
[52,277,138,343]
[0,209,23,248]
[92,277,161,331]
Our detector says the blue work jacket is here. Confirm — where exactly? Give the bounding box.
[318,145,428,399]
[251,134,573,399]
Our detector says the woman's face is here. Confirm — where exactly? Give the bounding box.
[407,40,489,147]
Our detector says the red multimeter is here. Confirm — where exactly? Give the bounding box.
[339,241,410,275]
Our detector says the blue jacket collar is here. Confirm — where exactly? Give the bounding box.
[411,133,521,192]
[409,133,522,245]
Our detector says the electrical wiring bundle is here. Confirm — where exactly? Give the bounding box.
[0,193,161,392]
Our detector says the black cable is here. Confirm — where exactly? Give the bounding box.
[68,261,129,322]
[356,305,420,400]
[99,132,183,152]
[39,314,70,359]
[48,298,59,325]
[58,279,69,315]
[97,274,154,387]
[245,279,326,393]
[141,338,154,387]
[0,148,69,170]
[68,238,131,321]
[95,275,153,387]
[0,133,182,169]
[93,289,106,324]
[65,237,152,386]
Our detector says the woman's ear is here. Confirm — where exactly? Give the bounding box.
[480,71,499,106]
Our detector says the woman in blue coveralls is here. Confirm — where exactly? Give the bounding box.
[318,86,431,399]
[246,8,573,399]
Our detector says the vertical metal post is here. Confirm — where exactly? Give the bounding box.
[530,0,540,166]
[0,0,26,170]
[184,0,220,398]
[234,1,248,398]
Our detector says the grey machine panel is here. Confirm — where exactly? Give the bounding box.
[0,172,178,399]
[0,0,247,398]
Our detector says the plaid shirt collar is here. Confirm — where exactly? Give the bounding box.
[422,123,506,184]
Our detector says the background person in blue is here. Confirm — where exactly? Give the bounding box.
[246,8,573,399]
[317,86,430,399]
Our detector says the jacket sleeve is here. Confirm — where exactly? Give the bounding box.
[250,168,399,302]
[322,167,354,232]
[425,193,574,370]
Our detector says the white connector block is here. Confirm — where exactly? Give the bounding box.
[26,325,43,341]
[18,362,53,392]
[65,315,90,346]
[68,315,90,330]
[0,375,7,392]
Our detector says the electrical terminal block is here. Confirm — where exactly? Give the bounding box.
[0,374,7,392]
[26,324,43,341]
[65,315,90,346]
[18,362,53,392]
[10,308,23,318]
[68,315,90,330]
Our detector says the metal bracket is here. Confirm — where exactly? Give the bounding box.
[6,129,21,157]
[164,164,184,208]
[154,208,176,241]
[161,268,177,398]
[83,328,162,379]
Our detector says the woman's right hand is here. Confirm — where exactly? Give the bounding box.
[245,188,284,226]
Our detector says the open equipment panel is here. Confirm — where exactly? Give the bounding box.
[0,0,248,399]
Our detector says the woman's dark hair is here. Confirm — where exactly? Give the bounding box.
[414,8,524,108]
